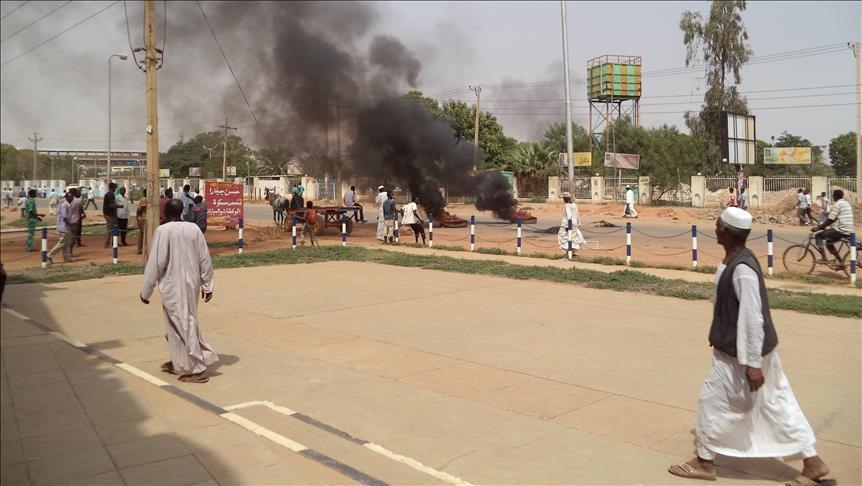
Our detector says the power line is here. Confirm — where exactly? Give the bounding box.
[197,1,268,146]
[0,1,71,44]
[0,1,119,68]
[483,101,858,117]
[0,1,30,22]
[462,91,856,107]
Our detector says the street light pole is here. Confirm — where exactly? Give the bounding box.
[107,53,128,186]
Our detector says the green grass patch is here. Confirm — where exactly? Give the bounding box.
[6,219,52,228]
[8,246,859,318]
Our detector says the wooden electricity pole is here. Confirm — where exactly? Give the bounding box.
[143,0,160,259]
[218,118,237,180]
[469,85,482,171]
[28,132,42,181]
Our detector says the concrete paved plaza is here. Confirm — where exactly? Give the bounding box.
[1,259,859,485]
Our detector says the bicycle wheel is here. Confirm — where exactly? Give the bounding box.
[836,245,851,277]
[782,244,815,275]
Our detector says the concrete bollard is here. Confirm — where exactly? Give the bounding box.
[341,216,347,247]
[394,219,399,243]
[850,233,857,285]
[691,225,698,270]
[112,226,119,264]
[470,215,475,252]
[41,227,48,268]
[567,218,573,261]
[291,216,297,249]
[238,218,244,254]
[516,218,522,256]
[767,229,774,277]
[626,222,632,266]
[428,214,433,248]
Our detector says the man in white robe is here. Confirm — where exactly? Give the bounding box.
[623,184,638,218]
[557,192,586,253]
[140,199,218,383]
[375,185,387,241]
[668,207,830,486]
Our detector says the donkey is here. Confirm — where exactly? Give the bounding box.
[265,190,289,228]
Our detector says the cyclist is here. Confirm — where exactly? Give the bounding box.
[810,189,855,264]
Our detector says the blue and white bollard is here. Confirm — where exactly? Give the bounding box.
[625,222,632,266]
[341,216,347,247]
[238,218,244,254]
[767,229,774,277]
[428,214,433,248]
[567,218,573,260]
[516,218,523,255]
[112,226,119,264]
[850,233,857,285]
[691,225,698,270]
[41,227,48,268]
[470,215,475,252]
[394,220,399,243]
[291,216,297,249]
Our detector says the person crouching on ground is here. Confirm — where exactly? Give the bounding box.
[140,199,218,384]
[667,207,830,485]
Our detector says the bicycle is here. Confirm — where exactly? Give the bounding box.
[782,232,857,277]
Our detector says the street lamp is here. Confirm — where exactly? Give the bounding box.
[107,53,128,186]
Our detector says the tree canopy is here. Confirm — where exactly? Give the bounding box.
[828,132,857,177]
[680,0,752,173]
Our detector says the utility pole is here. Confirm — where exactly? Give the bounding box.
[469,85,482,171]
[853,42,861,207]
[218,118,237,180]
[143,0,160,259]
[560,0,574,183]
[28,132,42,181]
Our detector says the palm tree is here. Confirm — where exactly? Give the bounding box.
[510,142,560,196]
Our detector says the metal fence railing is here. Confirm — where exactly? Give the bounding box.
[603,176,639,200]
[762,175,811,204]
[560,177,591,199]
[828,176,856,192]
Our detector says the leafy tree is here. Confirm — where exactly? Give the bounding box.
[439,100,517,169]
[257,147,296,176]
[541,122,591,155]
[680,1,752,173]
[161,131,256,179]
[828,132,857,176]
[402,90,441,116]
[639,125,703,201]
[0,144,24,181]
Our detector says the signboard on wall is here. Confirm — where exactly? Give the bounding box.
[189,167,202,177]
[603,152,640,169]
[559,152,593,167]
[226,166,237,176]
[205,182,243,227]
[158,169,170,178]
[720,112,756,165]
[763,147,812,165]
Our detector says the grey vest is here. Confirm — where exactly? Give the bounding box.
[709,248,778,358]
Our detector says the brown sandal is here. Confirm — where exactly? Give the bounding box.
[160,361,175,374]
[178,373,209,383]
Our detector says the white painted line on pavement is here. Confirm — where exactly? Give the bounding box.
[225,399,473,486]
[115,362,171,387]
[4,308,30,320]
[49,331,87,348]
[220,412,308,453]
[364,442,475,486]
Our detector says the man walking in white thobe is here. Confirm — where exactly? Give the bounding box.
[557,192,585,254]
[375,185,387,242]
[140,199,218,383]
[623,184,638,218]
[668,207,831,485]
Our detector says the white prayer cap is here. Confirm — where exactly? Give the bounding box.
[720,207,752,230]
[562,192,572,198]
[626,185,631,189]
[378,185,385,190]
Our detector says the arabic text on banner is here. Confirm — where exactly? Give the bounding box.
[205,182,243,226]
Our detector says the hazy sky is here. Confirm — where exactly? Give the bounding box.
[0,1,859,155]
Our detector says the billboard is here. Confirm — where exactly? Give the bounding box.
[764,147,812,165]
[720,112,756,165]
[558,152,593,167]
[603,152,640,170]
[205,182,243,227]
[189,167,202,177]
[158,169,170,178]
[226,166,237,176]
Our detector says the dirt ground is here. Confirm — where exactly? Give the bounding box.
[0,200,851,274]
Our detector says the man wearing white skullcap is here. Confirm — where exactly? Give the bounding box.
[557,192,585,253]
[375,185,388,241]
[669,207,831,484]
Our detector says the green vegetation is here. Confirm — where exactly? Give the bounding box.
[7,246,860,318]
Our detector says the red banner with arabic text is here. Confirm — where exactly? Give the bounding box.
[205,182,243,226]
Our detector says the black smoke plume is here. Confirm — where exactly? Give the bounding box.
[166,2,518,219]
